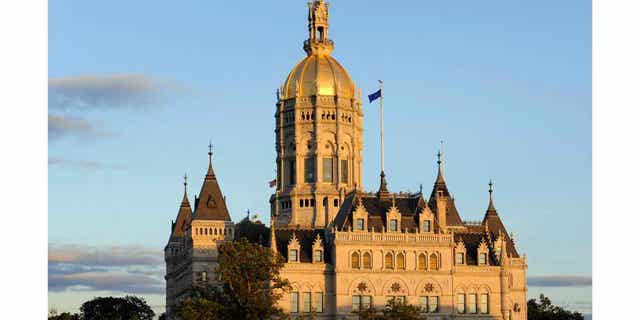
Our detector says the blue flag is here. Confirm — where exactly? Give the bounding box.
[368,89,381,103]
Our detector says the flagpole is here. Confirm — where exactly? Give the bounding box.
[379,80,384,174]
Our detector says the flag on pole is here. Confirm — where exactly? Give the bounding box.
[268,179,277,188]
[368,89,381,103]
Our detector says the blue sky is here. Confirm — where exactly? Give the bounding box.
[48,0,591,315]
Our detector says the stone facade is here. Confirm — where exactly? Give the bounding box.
[164,1,527,319]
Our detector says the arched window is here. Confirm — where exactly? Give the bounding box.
[397,253,405,270]
[213,228,217,235]
[362,252,372,269]
[209,228,213,235]
[418,253,427,270]
[429,253,438,270]
[204,228,208,235]
[384,252,394,269]
[351,252,360,269]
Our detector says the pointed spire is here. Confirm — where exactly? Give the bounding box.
[377,170,389,197]
[206,140,215,178]
[435,148,446,185]
[487,179,497,213]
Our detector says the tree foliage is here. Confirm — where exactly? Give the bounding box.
[177,238,290,320]
[80,296,155,320]
[528,294,584,320]
[353,299,421,320]
[48,311,81,320]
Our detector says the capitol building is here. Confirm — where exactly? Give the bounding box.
[164,1,527,319]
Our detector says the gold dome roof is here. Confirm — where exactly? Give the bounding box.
[282,53,356,100]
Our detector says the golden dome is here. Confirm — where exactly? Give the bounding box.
[282,53,356,100]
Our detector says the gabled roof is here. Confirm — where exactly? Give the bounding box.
[193,157,232,221]
[334,190,426,232]
[454,232,499,266]
[169,187,192,241]
[274,228,331,263]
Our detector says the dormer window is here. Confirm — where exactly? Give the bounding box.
[289,249,299,262]
[437,190,444,197]
[479,253,487,265]
[423,220,431,232]
[390,219,398,232]
[356,218,364,230]
[314,250,323,262]
[456,252,465,265]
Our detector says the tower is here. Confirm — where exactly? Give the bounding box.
[271,0,363,228]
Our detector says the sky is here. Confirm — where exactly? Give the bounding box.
[48,0,592,316]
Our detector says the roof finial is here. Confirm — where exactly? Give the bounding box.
[208,140,213,160]
[184,172,188,191]
[489,179,494,201]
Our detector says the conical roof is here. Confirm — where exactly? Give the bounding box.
[169,182,192,240]
[193,154,231,221]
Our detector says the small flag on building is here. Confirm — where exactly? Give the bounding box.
[268,179,277,188]
[368,89,381,103]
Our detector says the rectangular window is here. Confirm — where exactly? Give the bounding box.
[313,250,323,262]
[457,293,465,313]
[423,220,431,232]
[341,159,348,183]
[314,292,323,313]
[456,252,464,265]
[352,296,360,311]
[419,296,427,313]
[289,249,298,262]
[390,219,398,231]
[304,158,315,183]
[468,293,477,313]
[201,271,207,282]
[322,158,333,182]
[480,293,489,314]
[428,296,439,313]
[479,253,487,265]
[290,292,299,313]
[361,296,371,310]
[356,218,364,230]
[288,159,296,185]
[302,292,311,313]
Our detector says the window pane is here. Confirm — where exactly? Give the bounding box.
[390,219,397,231]
[457,293,465,313]
[341,159,348,183]
[429,254,438,270]
[468,294,477,313]
[480,294,489,314]
[456,252,464,265]
[304,158,315,183]
[289,249,298,262]
[290,292,299,313]
[288,160,296,185]
[303,292,311,312]
[397,253,405,269]
[479,253,487,265]
[385,253,393,269]
[314,292,323,313]
[352,296,360,311]
[322,158,333,182]
[418,254,426,269]
[351,252,360,268]
[423,220,431,232]
[362,296,371,309]
[363,253,372,269]
[419,297,427,312]
[357,218,364,230]
[429,296,439,313]
[314,250,323,262]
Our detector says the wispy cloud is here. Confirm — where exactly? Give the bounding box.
[48,157,125,170]
[528,275,592,287]
[49,74,178,110]
[48,244,164,294]
[48,114,108,141]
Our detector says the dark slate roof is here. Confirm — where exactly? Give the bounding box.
[234,218,270,247]
[274,228,331,264]
[454,232,499,266]
[333,190,426,232]
[193,160,232,221]
[427,169,465,227]
[482,202,519,258]
[169,190,193,241]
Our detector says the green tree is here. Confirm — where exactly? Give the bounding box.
[80,295,155,320]
[353,299,421,320]
[528,294,584,320]
[48,311,81,320]
[177,238,290,320]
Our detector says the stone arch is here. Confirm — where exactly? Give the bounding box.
[348,277,375,296]
[382,277,410,296]
[415,278,443,296]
